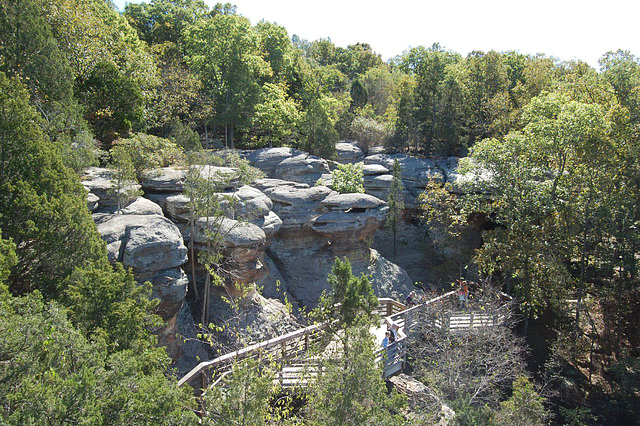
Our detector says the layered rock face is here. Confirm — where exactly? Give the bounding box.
[82,168,206,372]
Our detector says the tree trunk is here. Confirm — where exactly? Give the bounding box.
[189,216,199,300]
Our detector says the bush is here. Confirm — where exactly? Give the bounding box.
[112,133,182,177]
[329,163,365,194]
[350,116,390,155]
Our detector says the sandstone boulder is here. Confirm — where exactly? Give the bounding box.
[335,141,364,164]
[97,214,188,276]
[81,167,141,208]
[275,154,330,185]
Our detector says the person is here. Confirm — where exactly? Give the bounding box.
[457,279,469,308]
[382,331,391,348]
[390,323,399,342]
[405,291,415,307]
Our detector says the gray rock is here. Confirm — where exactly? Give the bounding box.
[335,141,364,164]
[362,164,389,175]
[275,154,330,185]
[164,194,191,223]
[321,193,386,210]
[262,185,335,229]
[97,214,188,275]
[252,178,310,192]
[148,267,189,320]
[87,192,99,211]
[120,197,164,216]
[247,147,303,176]
[140,167,187,193]
[81,167,141,208]
[364,154,444,196]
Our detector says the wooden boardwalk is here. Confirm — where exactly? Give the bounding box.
[178,290,510,390]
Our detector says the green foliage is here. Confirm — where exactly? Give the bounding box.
[77,61,144,144]
[63,262,161,352]
[306,319,407,425]
[386,160,405,259]
[350,116,390,154]
[0,72,105,296]
[201,357,283,425]
[315,257,378,327]
[184,13,270,148]
[108,145,143,213]
[251,82,300,147]
[299,97,339,158]
[113,132,183,177]
[329,162,365,194]
[168,118,202,151]
[0,291,196,424]
[495,377,549,426]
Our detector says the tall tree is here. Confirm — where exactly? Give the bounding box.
[184,14,270,148]
[386,160,405,260]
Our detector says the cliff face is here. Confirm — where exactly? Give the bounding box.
[82,144,478,374]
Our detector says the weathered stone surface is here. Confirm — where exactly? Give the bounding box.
[313,194,388,244]
[335,141,364,164]
[321,193,386,210]
[262,185,335,229]
[139,167,187,193]
[390,373,455,425]
[208,288,302,349]
[247,147,303,176]
[275,154,330,185]
[140,165,239,194]
[364,154,445,195]
[252,178,310,192]
[81,167,141,207]
[164,194,190,223]
[193,217,268,288]
[97,214,188,275]
[148,267,189,320]
[87,192,99,211]
[120,197,164,216]
[362,164,389,175]
[160,303,208,376]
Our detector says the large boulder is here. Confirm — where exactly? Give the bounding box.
[275,154,330,185]
[81,167,141,208]
[247,147,330,184]
[312,193,388,246]
[97,214,188,277]
[335,141,364,164]
[364,154,444,198]
[260,184,335,230]
[192,217,268,288]
[247,147,303,176]
[148,267,189,320]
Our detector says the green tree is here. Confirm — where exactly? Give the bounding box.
[315,257,378,328]
[306,319,407,426]
[299,97,339,158]
[77,61,144,145]
[251,82,300,147]
[108,145,142,214]
[329,162,365,194]
[0,72,104,296]
[350,115,390,155]
[495,377,549,426]
[184,13,271,148]
[386,160,405,260]
[0,291,196,424]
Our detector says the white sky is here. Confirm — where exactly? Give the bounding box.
[115,0,639,69]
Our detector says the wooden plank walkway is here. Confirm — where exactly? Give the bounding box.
[178,290,511,390]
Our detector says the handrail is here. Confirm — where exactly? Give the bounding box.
[178,298,403,388]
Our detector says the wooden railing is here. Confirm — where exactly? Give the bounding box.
[178,298,406,389]
[178,290,510,389]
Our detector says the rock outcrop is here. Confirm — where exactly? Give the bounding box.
[335,141,364,164]
[247,147,330,185]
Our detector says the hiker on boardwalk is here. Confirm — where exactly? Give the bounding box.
[382,331,391,348]
[457,279,469,308]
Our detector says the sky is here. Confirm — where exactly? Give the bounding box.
[114,0,639,69]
